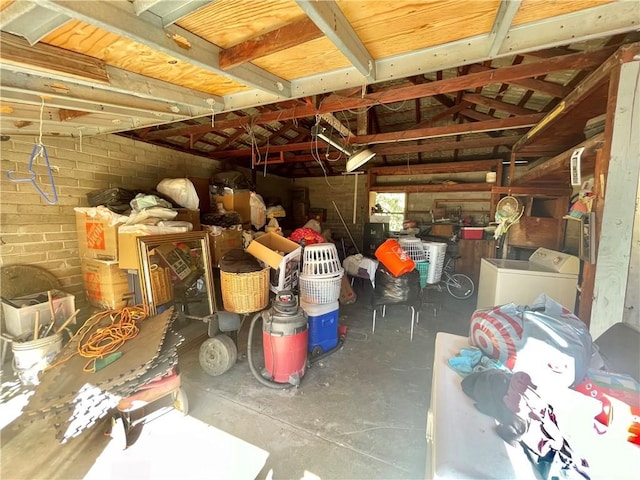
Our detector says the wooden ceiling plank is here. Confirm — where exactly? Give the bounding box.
[0,31,108,83]
[354,113,544,145]
[219,18,322,70]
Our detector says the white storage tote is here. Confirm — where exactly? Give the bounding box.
[422,242,447,284]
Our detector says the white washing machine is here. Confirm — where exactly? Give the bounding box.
[476,247,580,311]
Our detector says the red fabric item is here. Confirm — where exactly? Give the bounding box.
[289,227,324,245]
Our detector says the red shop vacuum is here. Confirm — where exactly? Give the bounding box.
[247,291,308,389]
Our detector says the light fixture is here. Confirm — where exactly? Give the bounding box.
[346,149,376,172]
[311,124,352,155]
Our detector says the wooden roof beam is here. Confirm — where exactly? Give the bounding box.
[467,64,570,98]
[372,136,518,156]
[219,18,323,70]
[145,46,615,140]
[354,113,544,145]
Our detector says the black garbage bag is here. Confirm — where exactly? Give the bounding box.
[86,187,136,213]
[372,265,421,306]
[202,211,242,228]
[219,249,262,273]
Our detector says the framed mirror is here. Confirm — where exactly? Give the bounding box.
[137,232,216,317]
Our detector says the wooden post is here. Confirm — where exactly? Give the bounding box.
[589,60,640,338]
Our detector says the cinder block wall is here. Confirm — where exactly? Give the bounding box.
[0,134,290,306]
[293,175,367,253]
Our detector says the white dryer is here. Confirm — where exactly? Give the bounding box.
[476,247,580,311]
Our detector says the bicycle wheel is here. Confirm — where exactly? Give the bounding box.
[446,273,475,299]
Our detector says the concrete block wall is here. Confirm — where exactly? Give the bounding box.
[294,175,367,253]
[0,134,289,307]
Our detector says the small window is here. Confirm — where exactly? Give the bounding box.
[373,192,406,231]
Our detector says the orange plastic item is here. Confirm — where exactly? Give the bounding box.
[375,239,416,277]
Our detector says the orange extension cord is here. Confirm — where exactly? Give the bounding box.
[45,305,149,372]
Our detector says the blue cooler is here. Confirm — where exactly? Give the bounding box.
[300,300,339,355]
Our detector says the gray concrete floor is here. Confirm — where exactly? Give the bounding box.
[1,285,476,480]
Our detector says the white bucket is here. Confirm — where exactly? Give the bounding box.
[12,333,63,386]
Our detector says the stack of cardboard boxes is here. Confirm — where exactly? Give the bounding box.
[76,208,131,310]
[76,208,201,310]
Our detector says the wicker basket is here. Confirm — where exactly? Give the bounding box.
[150,264,173,305]
[220,267,270,313]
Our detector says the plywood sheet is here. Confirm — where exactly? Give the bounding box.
[41,20,249,96]
[337,0,500,59]
[514,0,614,26]
[253,37,351,80]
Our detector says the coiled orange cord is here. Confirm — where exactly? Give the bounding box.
[45,304,149,372]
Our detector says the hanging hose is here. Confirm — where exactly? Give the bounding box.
[247,310,294,389]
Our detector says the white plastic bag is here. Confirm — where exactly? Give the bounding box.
[157,178,199,210]
[250,192,267,230]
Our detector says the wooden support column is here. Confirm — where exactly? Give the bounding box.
[589,60,640,339]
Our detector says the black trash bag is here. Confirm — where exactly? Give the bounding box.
[372,264,421,306]
[86,187,136,213]
[219,249,262,273]
[202,211,242,228]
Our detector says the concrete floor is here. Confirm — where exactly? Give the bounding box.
[1,285,476,480]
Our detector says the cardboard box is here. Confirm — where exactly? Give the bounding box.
[246,232,301,293]
[174,208,201,231]
[207,226,243,266]
[1,290,75,337]
[216,191,251,223]
[81,258,132,310]
[75,210,120,260]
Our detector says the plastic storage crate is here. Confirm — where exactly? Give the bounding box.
[299,272,343,304]
[1,290,75,337]
[422,242,447,284]
[415,261,430,288]
[302,243,343,277]
[399,237,427,262]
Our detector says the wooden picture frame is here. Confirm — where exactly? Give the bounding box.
[137,231,216,316]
